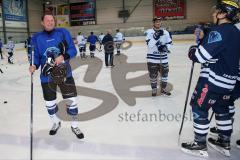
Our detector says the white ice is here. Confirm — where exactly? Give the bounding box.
[0,38,239,160]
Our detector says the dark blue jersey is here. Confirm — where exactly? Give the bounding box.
[87,35,98,45]
[32,28,77,83]
[192,23,240,94]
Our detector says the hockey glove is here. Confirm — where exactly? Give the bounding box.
[51,63,67,84]
[156,41,168,52]
[158,45,168,52]
[188,45,198,62]
[58,40,70,60]
[153,30,164,40]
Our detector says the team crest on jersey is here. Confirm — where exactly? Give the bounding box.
[208,31,222,44]
[192,112,200,120]
[43,47,61,59]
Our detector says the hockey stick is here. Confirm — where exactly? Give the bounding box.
[29,46,34,160]
[96,46,102,52]
[0,68,3,73]
[209,111,214,122]
[178,61,195,144]
[178,25,203,145]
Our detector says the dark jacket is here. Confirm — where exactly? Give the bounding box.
[102,33,114,53]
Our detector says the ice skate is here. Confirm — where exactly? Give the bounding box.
[236,140,240,149]
[208,137,230,157]
[152,88,157,97]
[71,126,84,139]
[181,141,208,158]
[49,121,61,135]
[161,88,171,96]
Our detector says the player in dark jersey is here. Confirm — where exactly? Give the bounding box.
[181,1,240,157]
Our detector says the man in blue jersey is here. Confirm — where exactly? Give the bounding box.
[145,17,172,97]
[87,32,99,58]
[181,1,240,157]
[29,14,84,139]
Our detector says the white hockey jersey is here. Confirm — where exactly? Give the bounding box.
[145,28,172,64]
[77,35,87,47]
[98,34,105,42]
[6,40,15,53]
[114,32,124,42]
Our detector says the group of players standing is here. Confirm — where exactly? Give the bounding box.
[76,29,125,61]
[26,0,240,158]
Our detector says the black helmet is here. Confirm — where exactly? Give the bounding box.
[215,0,239,21]
[152,17,162,22]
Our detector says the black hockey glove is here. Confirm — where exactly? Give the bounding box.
[51,63,67,84]
[188,45,198,62]
[58,40,70,60]
[153,30,164,40]
[158,45,168,52]
[156,41,168,52]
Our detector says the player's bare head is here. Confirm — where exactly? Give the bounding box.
[41,13,56,31]
[153,17,162,29]
[107,29,112,34]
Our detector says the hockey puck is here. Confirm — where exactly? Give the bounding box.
[3,101,7,104]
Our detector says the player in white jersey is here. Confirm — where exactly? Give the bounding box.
[98,33,105,50]
[76,32,87,59]
[145,17,172,96]
[6,36,15,64]
[114,29,125,55]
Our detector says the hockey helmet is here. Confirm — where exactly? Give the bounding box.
[215,0,239,21]
[152,17,162,22]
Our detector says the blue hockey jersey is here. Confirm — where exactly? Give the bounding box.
[192,23,240,94]
[87,34,99,45]
[32,28,77,83]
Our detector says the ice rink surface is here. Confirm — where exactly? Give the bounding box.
[0,39,239,160]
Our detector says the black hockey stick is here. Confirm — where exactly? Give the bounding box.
[178,26,202,145]
[29,46,34,160]
[96,46,102,52]
[209,111,214,122]
[0,68,3,73]
[178,61,195,144]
